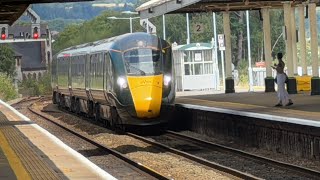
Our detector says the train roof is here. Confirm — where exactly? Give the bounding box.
[56,32,163,58]
[56,34,124,58]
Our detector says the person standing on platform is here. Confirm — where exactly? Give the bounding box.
[272,52,293,107]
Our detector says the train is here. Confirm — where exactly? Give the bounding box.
[51,32,175,129]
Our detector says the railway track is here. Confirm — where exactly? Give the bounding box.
[30,98,260,179]
[134,130,320,180]
[20,98,320,179]
[13,98,169,180]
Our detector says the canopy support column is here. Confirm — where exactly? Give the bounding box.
[284,2,297,94]
[262,8,275,92]
[299,4,307,76]
[309,3,320,95]
[223,11,234,93]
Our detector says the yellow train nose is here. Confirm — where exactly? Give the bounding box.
[127,75,163,118]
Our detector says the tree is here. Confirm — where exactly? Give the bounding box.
[0,44,15,77]
[0,74,17,101]
[53,11,136,53]
[231,11,245,68]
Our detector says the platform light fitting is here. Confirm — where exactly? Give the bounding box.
[176,0,182,4]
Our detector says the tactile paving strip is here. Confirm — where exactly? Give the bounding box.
[0,137,17,180]
[0,112,61,180]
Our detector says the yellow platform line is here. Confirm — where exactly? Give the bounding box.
[0,129,31,180]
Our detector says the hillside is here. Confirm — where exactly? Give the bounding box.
[32,0,138,20]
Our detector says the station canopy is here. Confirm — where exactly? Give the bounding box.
[136,0,311,19]
[0,0,92,25]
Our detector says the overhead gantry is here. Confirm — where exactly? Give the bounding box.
[137,0,320,95]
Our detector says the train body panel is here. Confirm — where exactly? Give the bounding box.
[52,32,175,127]
[127,75,163,118]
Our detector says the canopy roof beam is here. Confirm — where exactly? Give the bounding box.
[137,0,312,19]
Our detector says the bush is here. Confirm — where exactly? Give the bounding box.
[19,73,52,96]
[237,60,249,87]
[0,74,18,101]
[38,73,52,95]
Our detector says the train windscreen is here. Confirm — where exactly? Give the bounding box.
[123,48,161,76]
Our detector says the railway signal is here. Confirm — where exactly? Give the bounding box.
[1,27,6,40]
[33,27,39,39]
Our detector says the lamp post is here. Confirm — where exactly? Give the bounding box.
[246,10,254,92]
[107,11,139,33]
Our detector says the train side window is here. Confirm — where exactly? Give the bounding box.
[89,55,94,88]
[85,55,90,89]
[57,57,69,87]
[105,53,113,91]
[51,58,57,84]
[90,53,103,90]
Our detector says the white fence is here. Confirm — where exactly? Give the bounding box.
[252,66,320,86]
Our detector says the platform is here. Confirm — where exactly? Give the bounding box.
[174,91,320,159]
[0,99,115,180]
[176,91,320,127]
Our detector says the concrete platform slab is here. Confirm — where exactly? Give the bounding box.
[0,99,116,180]
[176,92,320,123]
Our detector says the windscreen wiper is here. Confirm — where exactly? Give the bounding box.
[125,63,146,75]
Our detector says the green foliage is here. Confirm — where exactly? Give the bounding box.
[19,73,52,96]
[20,78,40,96]
[237,60,249,86]
[45,19,84,32]
[0,74,17,101]
[297,40,312,66]
[0,44,16,77]
[38,73,52,95]
[53,11,136,53]
[52,7,287,77]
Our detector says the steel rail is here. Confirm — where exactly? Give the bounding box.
[165,130,320,179]
[30,99,259,179]
[126,132,261,180]
[27,104,170,180]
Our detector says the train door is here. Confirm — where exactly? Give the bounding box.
[51,57,57,89]
[103,52,107,94]
[104,52,114,121]
[90,53,104,90]
[68,56,72,95]
[69,56,75,96]
[85,54,92,100]
[57,57,69,92]
[105,52,114,92]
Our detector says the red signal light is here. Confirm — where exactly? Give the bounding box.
[33,33,39,39]
[33,27,39,39]
[1,34,6,40]
[1,27,5,40]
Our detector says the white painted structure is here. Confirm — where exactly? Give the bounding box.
[253,66,320,86]
[172,42,220,91]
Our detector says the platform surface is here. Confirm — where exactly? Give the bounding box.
[0,99,115,180]
[176,91,320,126]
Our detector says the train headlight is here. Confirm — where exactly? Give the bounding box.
[164,75,171,86]
[117,77,128,89]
